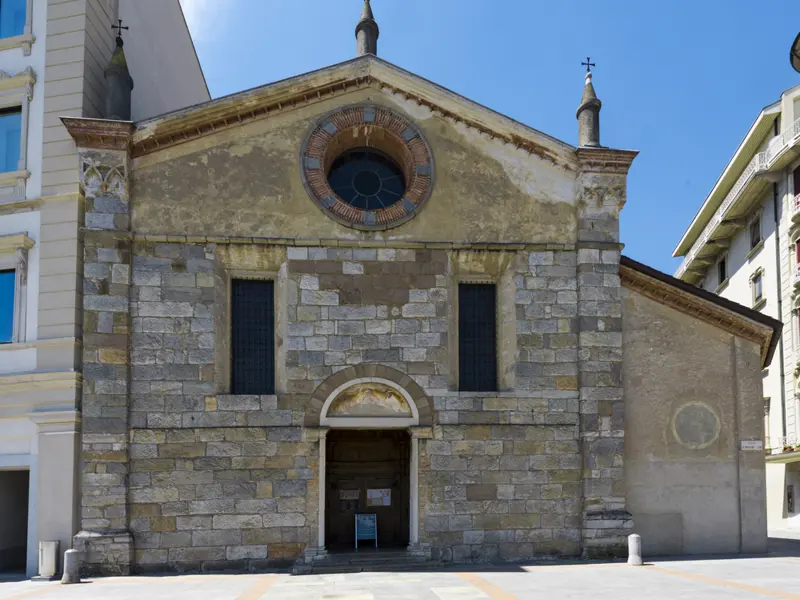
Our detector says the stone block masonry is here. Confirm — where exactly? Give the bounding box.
[74,144,136,576]
[129,426,314,572]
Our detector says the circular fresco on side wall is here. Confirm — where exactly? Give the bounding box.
[672,402,721,450]
[300,104,434,230]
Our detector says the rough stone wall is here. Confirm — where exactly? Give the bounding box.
[575,149,637,557]
[129,424,313,571]
[421,419,581,562]
[419,248,582,562]
[68,95,638,574]
[119,241,589,569]
[286,247,449,396]
[74,147,136,575]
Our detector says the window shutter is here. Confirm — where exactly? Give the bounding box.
[231,279,275,395]
[458,284,497,392]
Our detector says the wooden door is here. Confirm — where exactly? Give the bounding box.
[325,430,409,550]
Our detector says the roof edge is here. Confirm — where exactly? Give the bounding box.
[620,255,781,368]
[130,55,585,163]
[672,101,781,257]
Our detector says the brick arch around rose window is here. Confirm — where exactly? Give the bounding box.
[305,364,432,427]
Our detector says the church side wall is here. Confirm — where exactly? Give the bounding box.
[622,288,767,556]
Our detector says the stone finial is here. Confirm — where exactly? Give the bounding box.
[577,71,602,148]
[104,34,134,121]
[356,0,379,56]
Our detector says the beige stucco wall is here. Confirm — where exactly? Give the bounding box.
[131,87,578,244]
[622,287,767,556]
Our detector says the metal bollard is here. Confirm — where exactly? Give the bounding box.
[61,549,81,584]
[627,533,643,566]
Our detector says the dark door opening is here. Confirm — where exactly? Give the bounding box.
[0,470,29,572]
[326,430,410,551]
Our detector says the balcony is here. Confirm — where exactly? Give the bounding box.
[677,116,800,280]
[766,436,800,462]
[793,194,800,223]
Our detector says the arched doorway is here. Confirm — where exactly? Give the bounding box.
[316,377,421,552]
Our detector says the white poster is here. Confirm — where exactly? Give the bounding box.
[367,488,391,507]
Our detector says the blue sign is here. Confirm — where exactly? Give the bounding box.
[355,513,377,549]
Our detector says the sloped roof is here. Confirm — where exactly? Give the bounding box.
[130,55,578,167]
[621,255,781,368]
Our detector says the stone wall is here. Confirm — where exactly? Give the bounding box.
[115,240,588,570]
[69,116,638,574]
[129,424,313,571]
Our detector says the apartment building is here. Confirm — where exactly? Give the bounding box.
[673,83,800,532]
[0,0,208,577]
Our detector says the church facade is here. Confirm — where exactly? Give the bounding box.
[63,3,779,575]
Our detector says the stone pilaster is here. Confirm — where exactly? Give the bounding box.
[62,119,135,575]
[576,148,637,558]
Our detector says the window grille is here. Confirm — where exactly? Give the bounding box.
[231,279,275,394]
[458,283,497,391]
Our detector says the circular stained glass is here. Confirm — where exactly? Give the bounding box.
[327,148,406,211]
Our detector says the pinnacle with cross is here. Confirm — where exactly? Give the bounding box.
[581,57,596,73]
[112,19,128,45]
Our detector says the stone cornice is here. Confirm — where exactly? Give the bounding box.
[0,232,34,255]
[0,66,35,98]
[129,57,578,168]
[620,256,780,367]
[130,232,592,252]
[61,117,134,151]
[577,148,639,175]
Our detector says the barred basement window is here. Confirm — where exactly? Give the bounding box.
[231,279,275,395]
[458,283,497,392]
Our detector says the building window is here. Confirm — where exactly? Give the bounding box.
[0,107,21,173]
[0,0,25,39]
[749,216,762,251]
[0,233,32,344]
[794,166,800,198]
[717,255,728,287]
[458,283,497,392]
[0,269,14,343]
[231,279,275,395]
[751,271,764,307]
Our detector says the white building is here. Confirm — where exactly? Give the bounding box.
[673,82,800,532]
[0,0,208,577]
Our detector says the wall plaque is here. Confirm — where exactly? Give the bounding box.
[367,488,391,507]
[740,440,764,451]
[339,489,360,500]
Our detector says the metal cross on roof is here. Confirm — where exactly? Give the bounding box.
[581,57,596,73]
[112,19,129,38]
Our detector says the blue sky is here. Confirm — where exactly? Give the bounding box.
[179,0,799,274]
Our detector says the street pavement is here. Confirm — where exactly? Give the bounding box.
[4,543,800,599]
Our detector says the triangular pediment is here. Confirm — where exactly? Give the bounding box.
[132,56,577,168]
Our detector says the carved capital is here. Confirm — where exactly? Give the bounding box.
[79,152,129,200]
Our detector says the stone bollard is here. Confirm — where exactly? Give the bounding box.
[61,549,81,584]
[627,533,643,566]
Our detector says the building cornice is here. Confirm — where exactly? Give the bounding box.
[620,255,781,368]
[0,232,34,256]
[61,118,134,151]
[576,148,639,174]
[121,57,579,169]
